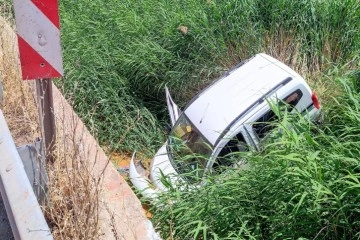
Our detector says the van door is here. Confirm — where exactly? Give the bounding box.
[165,86,182,126]
[208,126,256,173]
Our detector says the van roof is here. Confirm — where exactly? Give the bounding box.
[184,53,302,145]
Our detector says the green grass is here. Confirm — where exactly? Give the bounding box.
[59,0,360,153]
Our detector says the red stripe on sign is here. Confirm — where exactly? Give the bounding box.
[31,0,60,28]
[18,36,62,80]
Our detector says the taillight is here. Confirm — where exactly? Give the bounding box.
[311,92,321,109]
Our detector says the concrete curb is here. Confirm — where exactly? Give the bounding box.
[52,84,160,240]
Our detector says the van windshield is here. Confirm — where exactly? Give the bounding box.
[167,114,212,181]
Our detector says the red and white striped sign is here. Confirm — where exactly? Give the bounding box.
[13,0,63,80]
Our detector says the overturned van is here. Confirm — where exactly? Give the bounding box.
[129,53,322,199]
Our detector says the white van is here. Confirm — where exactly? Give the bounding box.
[129,53,322,199]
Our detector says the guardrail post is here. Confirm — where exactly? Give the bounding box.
[36,79,56,162]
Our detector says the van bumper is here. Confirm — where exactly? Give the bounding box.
[129,152,158,200]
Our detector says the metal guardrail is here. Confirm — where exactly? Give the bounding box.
[0,109,52,239]
[17,139,48,206]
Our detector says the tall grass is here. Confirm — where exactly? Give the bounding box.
[59,0,360,153]
[151,73,360,239]
[257,0,360,71]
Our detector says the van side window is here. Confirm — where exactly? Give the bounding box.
[213,132,248,172]
[253,89,303,139]
[253,110,278,139]
[284,89,303,107]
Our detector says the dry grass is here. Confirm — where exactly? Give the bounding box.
[44,118,102,239]
[0,14,40,145]
[0,13,103,240]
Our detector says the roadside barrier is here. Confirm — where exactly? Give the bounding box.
[0,109,52,239]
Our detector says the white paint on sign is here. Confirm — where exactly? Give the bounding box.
[13,0,63,75]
